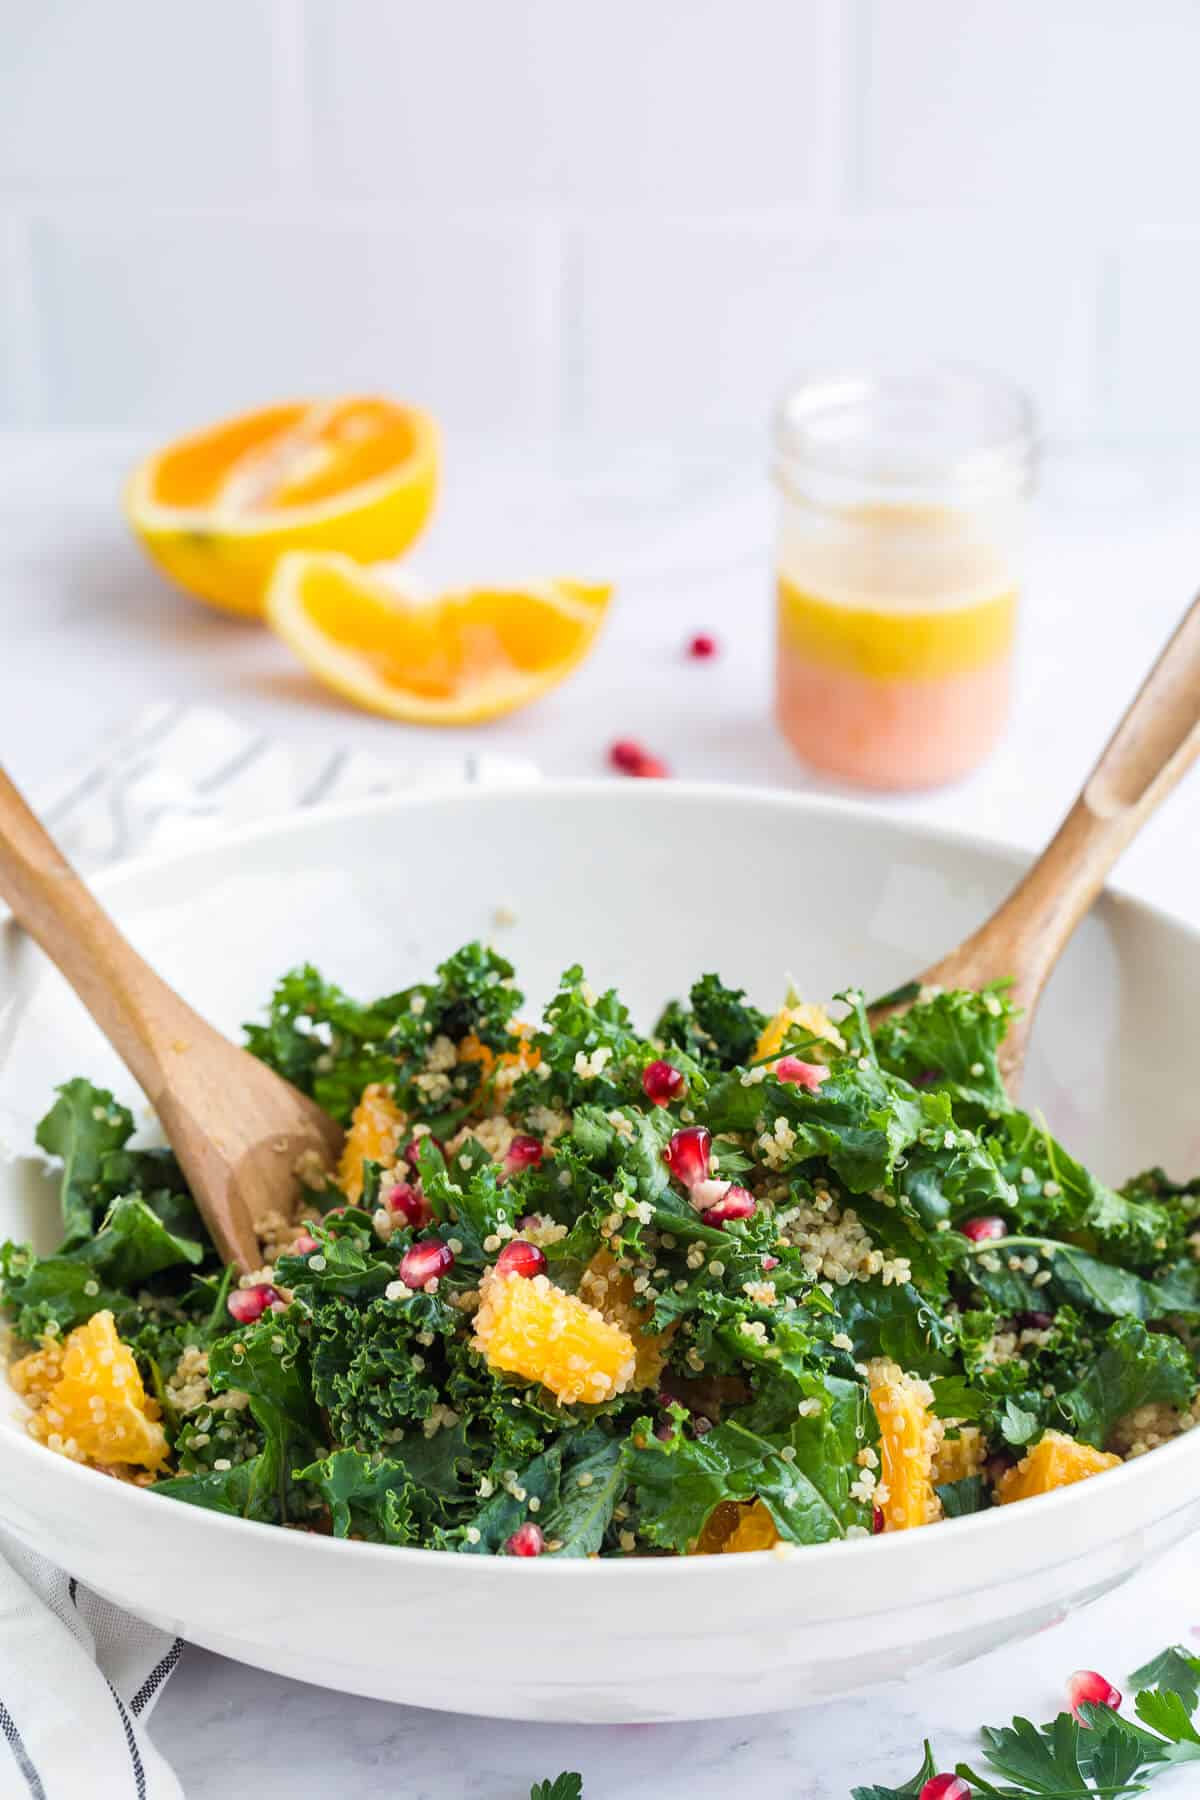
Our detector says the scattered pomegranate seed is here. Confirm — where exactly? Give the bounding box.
[495,1239,547,1279]
[505,1522,545,1557]
[291,1233,319,1255]
[609,739,645,773]
[663,1125,712,1189]
[960,1216,1007,1242]
[609,739,670,779]
[655,1420,677,1441]
[701,1186,756,1226]
[227,1284,280,1325]
[398,1238,454,1290]
[687,633,717,659]
[642,1059,686,1105]
[761,1254,780,1271]
[503,1134,544,1176]
[919,1778,971,1800]
[630,753,669,779]
[872,1506,885,1534]
[1018,1309,1055,1330]
[1067,1669,1122,1724]
[387,1181,431,1227]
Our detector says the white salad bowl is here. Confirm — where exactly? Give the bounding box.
[1,782,1198,1724]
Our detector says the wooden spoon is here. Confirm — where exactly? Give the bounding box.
[870,592,1200,1093]
[0,768,343,1271]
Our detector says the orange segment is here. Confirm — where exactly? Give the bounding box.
[471,1268,637,1405]
[721,1499,780,1553]
[12,1311,168,1471]
[339,1081,407,1203]
[578,1250,675,1389]
[125,397,439,618]
[996,1430,1121,1505]
[458,1026,540,1079]
[754,1001,845,1063]
[266,551,611,725]
[932,1424,985,1486]
[869,1359,940,1531]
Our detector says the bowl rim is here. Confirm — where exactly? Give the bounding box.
[3,777,1199,1578]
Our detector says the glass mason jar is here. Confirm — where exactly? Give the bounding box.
[773,367,1036,790]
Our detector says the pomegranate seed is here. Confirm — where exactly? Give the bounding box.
[387,1181,431,1227]
[773,1056,829,1092]
[701,1185,756,1226]
[291,1233,319,1255]
[505,1522,545,1557]
[630,753,669,779]
[873,1506,885,1534]
[692,1416,713,1436]
[398,1238,454,1290]
[960,1216,1007,1242]
[1018,1309,1055,1330]
[403,1134,442,1170]
[503,1134,544,1176]
[919,1779,971,1800]
[1067,1669,1122,1724]
[495,1239,547,1279]
[609,739,646,773]
[642,1060,686,1106]
[687,633,717,659]
[227,1284,279,1324]
[761,1254,780,1271]
[985,1450,1015,1485]
[655,1421,676,1441]
[663,1125,712,1189]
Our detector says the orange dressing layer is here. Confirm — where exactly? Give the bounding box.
[777,577,1016,681]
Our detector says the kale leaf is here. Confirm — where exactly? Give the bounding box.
[1058,1318,1195,1450]
[35,1079,136,1244]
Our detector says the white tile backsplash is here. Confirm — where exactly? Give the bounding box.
[28,215,559,436]
[0,0,289,200]
[1108,234,1200,439]
[571,220,1094,448]
[857,0,1200,223]
[1,0,1198,446]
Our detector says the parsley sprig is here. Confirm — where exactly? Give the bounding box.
[853,1644,1200,1798]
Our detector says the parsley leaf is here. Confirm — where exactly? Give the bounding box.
[530,1777,583,1800]
[860,1641,1200,1797]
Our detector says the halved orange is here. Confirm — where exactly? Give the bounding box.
[125,397,439,618]
[266,550,611,724]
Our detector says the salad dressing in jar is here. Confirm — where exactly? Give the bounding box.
[773,370,1034,790]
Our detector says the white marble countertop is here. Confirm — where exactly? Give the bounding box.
[3,434,1200,1798]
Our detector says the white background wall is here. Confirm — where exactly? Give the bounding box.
[2,0,1198,454]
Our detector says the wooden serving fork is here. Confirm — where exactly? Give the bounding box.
[0,768,343,1270]
[870,593,1200,1094]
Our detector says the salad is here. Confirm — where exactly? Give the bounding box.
[2,942,1198,1560]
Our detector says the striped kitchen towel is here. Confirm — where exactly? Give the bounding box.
[0,703,537,1798]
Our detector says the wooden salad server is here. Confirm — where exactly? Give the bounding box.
[0,768,343,1272]
[871,592,1200,1094]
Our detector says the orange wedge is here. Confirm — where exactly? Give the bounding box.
[125,397,439,618]
[266,550,611,724]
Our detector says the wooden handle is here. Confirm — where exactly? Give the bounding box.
[921,593,1200,1082]
[0,767,194,1102]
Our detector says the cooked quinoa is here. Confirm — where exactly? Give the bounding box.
[3,944,1199,1558]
